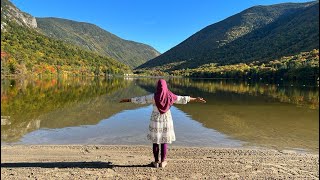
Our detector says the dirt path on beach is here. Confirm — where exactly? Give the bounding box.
[1,145,319,179]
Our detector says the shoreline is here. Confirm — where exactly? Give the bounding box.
[1,143,318,155]
[1,145,319,179]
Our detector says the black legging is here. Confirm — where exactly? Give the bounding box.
[153,143,167,162]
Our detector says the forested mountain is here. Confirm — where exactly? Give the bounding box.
[1,0,131,76]
[138,1,319,70]
[36,17,160,68]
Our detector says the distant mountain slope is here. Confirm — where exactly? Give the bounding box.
[197,2,319,66]
[138,1,318,70]
[1,0,131,76]
[36,17,160,68]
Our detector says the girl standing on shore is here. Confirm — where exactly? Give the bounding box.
[120,79,206,168]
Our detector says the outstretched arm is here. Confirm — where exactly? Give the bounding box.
[119,94,154,104]
[174,96,206,104]
[189,97,206,103]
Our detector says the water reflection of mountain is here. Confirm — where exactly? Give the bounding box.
[1,77,149,143]
[137,78,319,109]
[1,77,318,152]
[177,93,319,152]
[38,84,149,129]
[137,78,319,152]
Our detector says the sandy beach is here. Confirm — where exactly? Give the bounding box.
[1,145,319,179]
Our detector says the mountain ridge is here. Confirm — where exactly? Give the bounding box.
[1,0,37,30]
[137,1,318,70]
[36,17,160,68]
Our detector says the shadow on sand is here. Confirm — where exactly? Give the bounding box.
[1,162,152,169]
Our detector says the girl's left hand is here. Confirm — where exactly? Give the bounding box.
[119,99,130,103]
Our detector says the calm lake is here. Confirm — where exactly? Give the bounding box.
[1,77,319,153]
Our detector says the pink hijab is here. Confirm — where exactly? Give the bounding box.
[154,79,177,114]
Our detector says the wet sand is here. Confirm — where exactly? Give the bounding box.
[1,145,319,179]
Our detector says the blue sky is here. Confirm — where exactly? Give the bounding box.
[12,0,313,53]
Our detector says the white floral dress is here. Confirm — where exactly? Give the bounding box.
[131,94,190,144]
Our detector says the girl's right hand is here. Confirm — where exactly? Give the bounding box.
[196,97,206,103]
